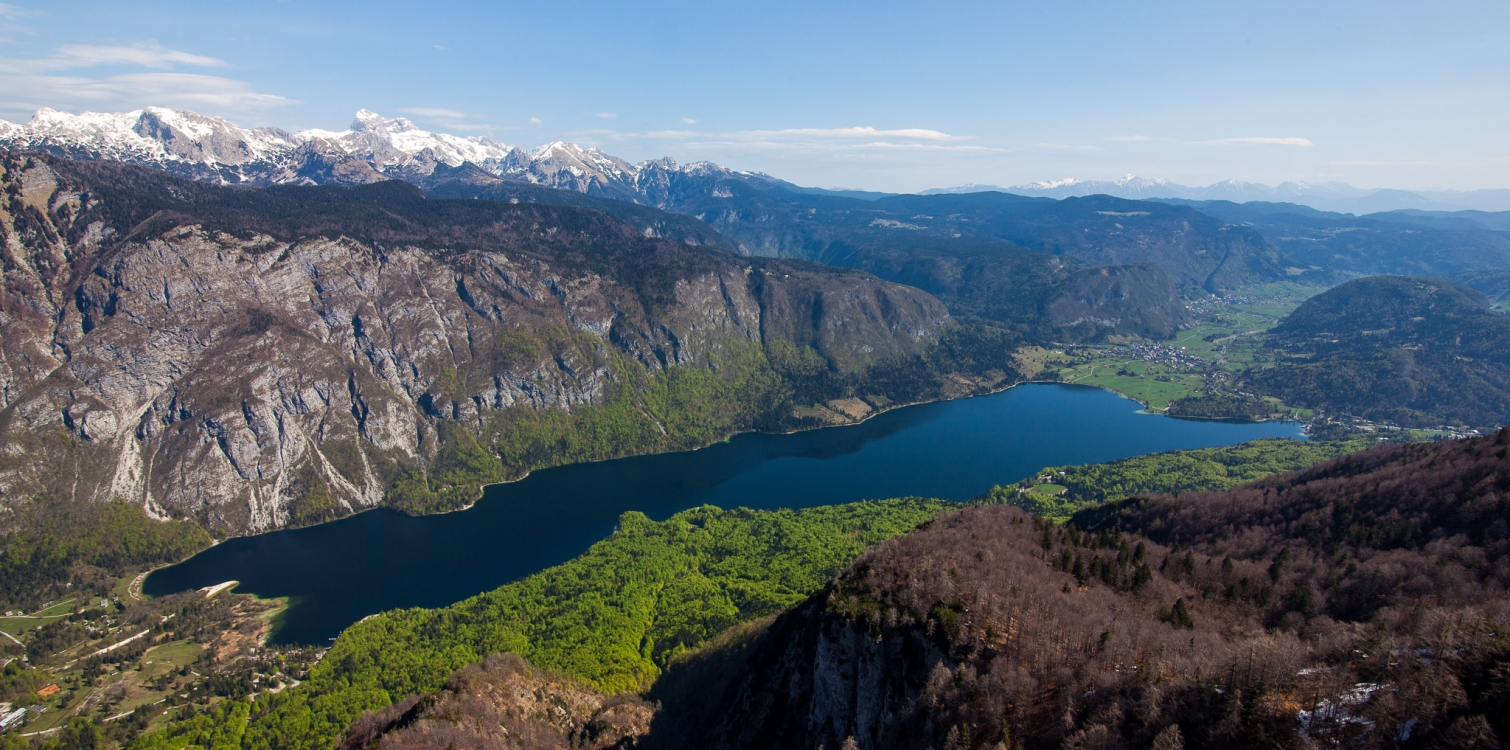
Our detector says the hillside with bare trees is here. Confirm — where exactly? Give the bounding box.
[645,431,1510,749]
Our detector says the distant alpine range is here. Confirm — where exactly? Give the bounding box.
[4,106,1506,214]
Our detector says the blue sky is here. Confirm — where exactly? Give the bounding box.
[0,0,1505,192]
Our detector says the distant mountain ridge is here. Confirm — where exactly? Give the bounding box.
[0,106,791,202]
[5,107,1505,216]
[925,175,1510,214]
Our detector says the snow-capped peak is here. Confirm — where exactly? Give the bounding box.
[1021,177,1083,190]
[0,106,762,202]
[350,109,419,134]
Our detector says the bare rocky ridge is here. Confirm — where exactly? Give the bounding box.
[340,653,653,750]
[0,153,956,535]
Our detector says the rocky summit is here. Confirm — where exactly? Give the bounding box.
[0,106,759,200]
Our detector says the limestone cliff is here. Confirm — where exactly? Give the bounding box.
[0,153,957,535]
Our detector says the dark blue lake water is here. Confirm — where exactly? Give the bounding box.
[144,384,1303,644]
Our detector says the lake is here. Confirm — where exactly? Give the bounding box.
[144,384,1304,643]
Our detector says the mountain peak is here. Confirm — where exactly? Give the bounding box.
[351,109,419,134]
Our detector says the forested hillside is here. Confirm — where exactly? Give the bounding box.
[1160,199,1510,280]
[1243,276,1510,428]
[981,436,1376,519]
[119,499,949,750]
[660,430,1510,749]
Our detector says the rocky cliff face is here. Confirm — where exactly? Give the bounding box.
[0,153,952,535]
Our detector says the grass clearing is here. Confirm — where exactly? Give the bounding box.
[1034,284,1326,413]
[144,639,201,669]
[0,613,69,638]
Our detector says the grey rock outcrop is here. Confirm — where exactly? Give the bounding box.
[0,153,952,535]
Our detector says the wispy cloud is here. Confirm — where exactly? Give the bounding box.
[52,43,227,70]
[592,112,618,119]
[0,41,292,120]
[744,126,964,141]
[1105,134,1154,142]
[577,124,1003,156]
[680,117,697,124]
[1328,159,1435,167]
[1027,142,1100,152]
[400,107,469,119]
[0,72,294,119]
[0,3,36,42]
[1194,136,1314,147]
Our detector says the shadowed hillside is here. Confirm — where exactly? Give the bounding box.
[1242,276,1510,428]
[643,431,1510,749]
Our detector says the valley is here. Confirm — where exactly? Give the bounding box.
[1,110,1509,749]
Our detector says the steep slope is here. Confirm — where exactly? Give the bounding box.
[4,108,1296,293]
[337,653,655,750]
[1241,276,1510,428]
[421,164,737,248]
[430,174,1195,342]
[0,152,976,535]
[632,178,1292,294]
[659,431,1510,749]
[1163,199,1510,279]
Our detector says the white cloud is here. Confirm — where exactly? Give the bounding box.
[691,140,1003,154]
[1106,135,1154,142]
[574,124,1002,158]
[0,42,293,120]
[397,107,534,135]
[0,3,35,42]
[744,126,963,141]
[592,112,618,119]
[400,107,469,119]
[680,117,697,124]
[1328,159,1435,167]
[528,117,542,126]
[397,106,499,132]
[1195,136,1314,147]
[1027,142,1100,152]
[52,43,227,70]
[0,71,294,120]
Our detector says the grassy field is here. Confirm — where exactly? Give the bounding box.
[1029,284,1326,412]
[0,599,79,638]
[1026,483,1067,497]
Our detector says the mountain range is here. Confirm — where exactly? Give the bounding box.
[924,175,1510,215]
[0,106,790,204]
[0,153,989,535]
[4,107,1506,215]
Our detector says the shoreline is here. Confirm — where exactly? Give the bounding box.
[384,373,1030,518]
[145,375,1032,583]
[147,377,1307,592]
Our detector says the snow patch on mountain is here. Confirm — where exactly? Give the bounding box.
[0,106,767,204]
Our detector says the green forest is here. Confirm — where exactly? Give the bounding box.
[125,499,949,750]
[980,437,1377,519]
[386,325,1019,516]
[0,498,211,609]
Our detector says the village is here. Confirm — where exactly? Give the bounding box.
[0,581,323,740]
